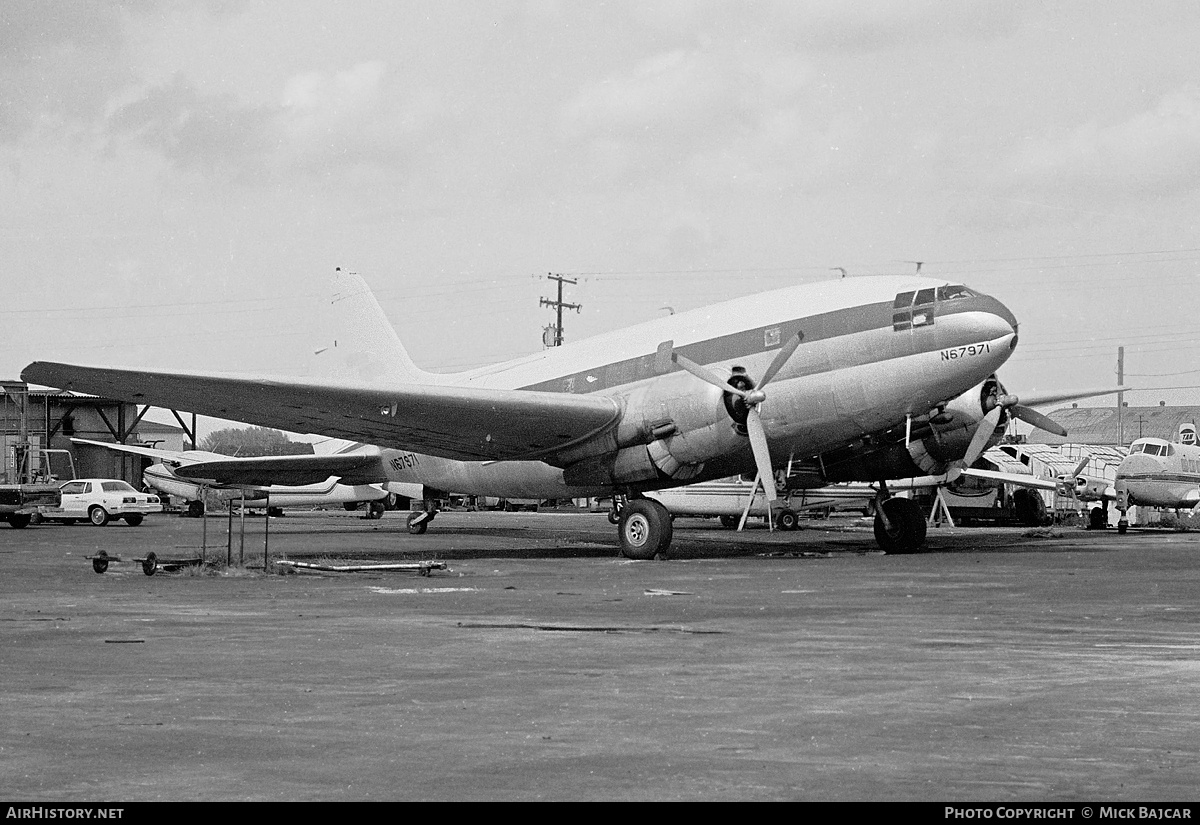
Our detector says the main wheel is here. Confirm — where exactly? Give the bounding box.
[618,499,673,560]
[367,501,386,520]
[124,514,144,526]
[873,497,927,554]
[1088,507,1107,530]
[719,514,739,529]
[6,514,31,529]
[186,500,205,518]
[777,509,799,531]
[406,512,430,535]
[1012,488,1046,527]
[88,506,110,527]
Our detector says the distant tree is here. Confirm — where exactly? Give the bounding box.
[199,426,315,457]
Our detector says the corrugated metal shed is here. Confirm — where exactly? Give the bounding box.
[1027,405,1200,446]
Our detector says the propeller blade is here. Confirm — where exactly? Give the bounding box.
[1069,453,1091,479]
[1010,404,1068,437]
[745,408,777,504]
[757,332,804,388]
[1017,386,1131,408]
[670,349,751,399]
[962,406,1002,467]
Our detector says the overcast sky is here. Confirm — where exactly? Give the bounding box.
[3,1,1199,438]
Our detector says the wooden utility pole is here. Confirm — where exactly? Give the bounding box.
[539,273,581,347]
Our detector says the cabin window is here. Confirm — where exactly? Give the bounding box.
[892,290,938,330]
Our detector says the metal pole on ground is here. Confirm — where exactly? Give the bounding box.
[227,498,233,566]
[201,487,207,563]
[263,490,270,570]
[239,491,245,565]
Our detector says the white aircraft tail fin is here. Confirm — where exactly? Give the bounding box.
[311,268,432,384]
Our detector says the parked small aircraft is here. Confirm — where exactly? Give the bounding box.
[1114,423,1200,533]
[71,438,393,518]
[958,451,1118,529]
[26,268,1103,557]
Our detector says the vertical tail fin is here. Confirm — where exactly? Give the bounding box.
[312,268,432,384]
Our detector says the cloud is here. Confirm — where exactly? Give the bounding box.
[105,74,278,174]
[0,0,133,141]
[1005,88,1200,198]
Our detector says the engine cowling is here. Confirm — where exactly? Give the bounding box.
[563,372,749,487]
[820,376,1007,482]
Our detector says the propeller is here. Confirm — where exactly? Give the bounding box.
[959,384,1130,470]
[658,333,804,529]
[1058,453,1092,498]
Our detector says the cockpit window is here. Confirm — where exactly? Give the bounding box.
[937,285,975,301]
[893,292,915,309]
[914,288,936,305]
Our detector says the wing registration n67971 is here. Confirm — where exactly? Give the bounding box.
[23,362,622,464]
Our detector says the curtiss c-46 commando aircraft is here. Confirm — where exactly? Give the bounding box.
[25,268,1081,559]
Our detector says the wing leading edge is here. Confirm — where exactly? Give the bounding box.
[24,362,622,464]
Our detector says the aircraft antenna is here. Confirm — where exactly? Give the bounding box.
[539,273,582,347]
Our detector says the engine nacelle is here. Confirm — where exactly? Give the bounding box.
[820,376,1007,482]
[564,372,749,487]
[1074,477,1111,500]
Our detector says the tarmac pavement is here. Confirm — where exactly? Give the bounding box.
[2,509,1198,801]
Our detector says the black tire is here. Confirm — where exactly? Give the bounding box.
[777,509,799,531]
[142,552,157,576]
[1012,489,1046,527]
[62,518,77,526]
[406,512,430,535]
[92,550,109,574]
[124,514,144,527]
[343,502,360,511]
[1088,507,1107,530]
[367,501,385,520]
[6,514,31,529]
[618,499,673,560]
[607,509,620,525]
[186,500,205,518]
[873,497,927,554]
[89,506,110,527]
[719,514,739,529]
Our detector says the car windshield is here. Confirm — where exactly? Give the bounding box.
[100,481,137,493]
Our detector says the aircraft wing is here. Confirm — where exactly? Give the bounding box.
[70,437,189,463]
[960,468,1058,492]
[24,362,622,463]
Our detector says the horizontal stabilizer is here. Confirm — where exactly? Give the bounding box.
[175,451,390,487]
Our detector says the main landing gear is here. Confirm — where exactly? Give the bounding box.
[873,489,927,554]
[617,498,673,560]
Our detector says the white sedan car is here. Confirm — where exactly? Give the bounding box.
[40,479,163,526]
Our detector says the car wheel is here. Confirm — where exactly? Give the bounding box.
[88,506,110,527]
[124,514,144,527]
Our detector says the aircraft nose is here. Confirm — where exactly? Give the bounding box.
[1118,454,1161,477]
[975,293,1019,336]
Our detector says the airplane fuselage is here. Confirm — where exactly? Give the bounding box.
[1115,437,1200,511]
[379,276,1018,499]
[144,463,387,507]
